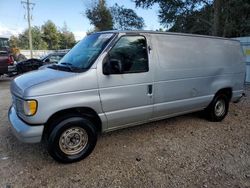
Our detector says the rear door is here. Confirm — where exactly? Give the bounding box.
[97,34,153,129]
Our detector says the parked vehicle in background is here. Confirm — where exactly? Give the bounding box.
[8,31,246,163]
[0,37,15,76]
[16,52,67,74]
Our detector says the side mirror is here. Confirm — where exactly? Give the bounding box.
[103,59,123,75]
[103,58,111,75]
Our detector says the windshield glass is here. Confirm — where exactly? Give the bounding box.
[0,38,9,52]
[57,33,114,70]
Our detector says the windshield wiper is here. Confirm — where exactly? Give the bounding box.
[60,62,74,72]
[48,64,73,72]
[48,64,60,70]
[49,62,87,72]
[60,62,88,72]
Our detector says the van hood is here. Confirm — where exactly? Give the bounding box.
[11,68,75,97]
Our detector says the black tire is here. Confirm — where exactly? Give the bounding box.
[205,93,229,122]
[47,114,97,163]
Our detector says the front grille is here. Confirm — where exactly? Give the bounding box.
[16,98,24,114]
[12,95,24,115]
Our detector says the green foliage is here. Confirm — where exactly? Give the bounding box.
[110,3,145,30]
[59,23,76,49]
[134,0,250,37]
[9,36,19,48]
[16,29,29,49]
[169,4,212,35]
[9,20,76,50]
[32,26,48,49]
[42,20,60,50]
[10,26,48,50]
[85,1,145,31]
[86,0,113,31]
[134,0,214,30]
[155,28,164,32]
[219,0,250,37]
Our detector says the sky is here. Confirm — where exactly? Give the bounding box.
[0,0,161,40]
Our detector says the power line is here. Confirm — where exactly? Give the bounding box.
[21,0,35,58]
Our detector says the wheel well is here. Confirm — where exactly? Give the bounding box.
[43,107,102,138]
[215,88,232,100]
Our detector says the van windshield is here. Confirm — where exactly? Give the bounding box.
[53,33,115,72]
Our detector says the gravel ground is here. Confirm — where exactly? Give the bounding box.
[0,77,249,188]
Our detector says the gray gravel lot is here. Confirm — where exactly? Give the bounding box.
[0,77,249,188]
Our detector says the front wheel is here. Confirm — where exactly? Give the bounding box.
[205,93,229,122]
[47,115,97,163]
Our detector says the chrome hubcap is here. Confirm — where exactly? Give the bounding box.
[59,127,88,155]
[214,99,225,117]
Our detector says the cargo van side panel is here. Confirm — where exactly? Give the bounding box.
[151,34,245,120]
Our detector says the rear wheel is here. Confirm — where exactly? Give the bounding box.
[47,115,97,163]
[205,93,229,122]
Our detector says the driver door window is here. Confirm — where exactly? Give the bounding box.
[108,35,148,73]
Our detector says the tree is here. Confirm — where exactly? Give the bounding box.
[169,4,213,35]
[219,0,250,37]
[110,3,145,30]
[212,0,222,36]
[59,22,76,49]
[17,30,29,49]
[9,36,19,48]
[134,0,211,28]
[9,20,77,50]
[86,0,113,31]
[42,20,60,50]
[133,0,250,37]
[10,26,48,50]
[31,26,48,50]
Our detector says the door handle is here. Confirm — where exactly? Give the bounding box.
[147,84,153,96]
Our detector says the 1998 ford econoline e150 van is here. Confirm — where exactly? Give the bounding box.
[9,31,245,163]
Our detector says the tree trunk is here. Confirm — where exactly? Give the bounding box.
[222,16,228,37]
[212,0,222,36]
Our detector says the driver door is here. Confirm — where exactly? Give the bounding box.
[97,34,153,130]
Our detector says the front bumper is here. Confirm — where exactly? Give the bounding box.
[8,106,44,143]
[8,65,16,73]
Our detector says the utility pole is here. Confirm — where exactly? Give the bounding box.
[21,0,35,58]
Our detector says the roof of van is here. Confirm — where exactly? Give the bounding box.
[96,30,238,42]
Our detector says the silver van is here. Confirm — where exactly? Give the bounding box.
[8,31,246,163]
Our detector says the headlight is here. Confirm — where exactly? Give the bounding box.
[23,100,37,116]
